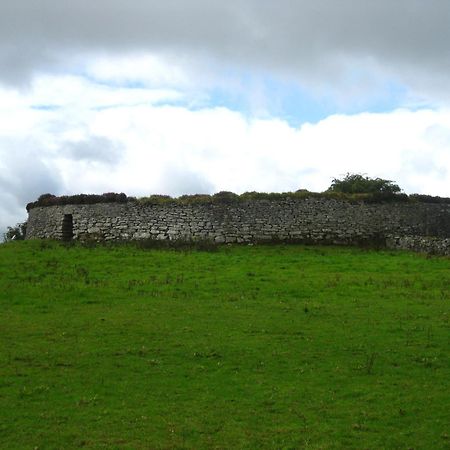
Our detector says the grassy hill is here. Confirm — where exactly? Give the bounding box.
[0,241,449,449]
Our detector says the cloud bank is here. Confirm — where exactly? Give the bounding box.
[2,1,450,100]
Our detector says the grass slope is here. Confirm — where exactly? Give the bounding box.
[0,241,449,449]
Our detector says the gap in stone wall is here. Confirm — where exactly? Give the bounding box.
[62,214,73,241]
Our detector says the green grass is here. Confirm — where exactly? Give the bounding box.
[0,241,449,449]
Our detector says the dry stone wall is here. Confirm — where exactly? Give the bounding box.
[386,235,450,255]
[26,198,450,254]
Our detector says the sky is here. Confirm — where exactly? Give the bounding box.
[1,0,450,235]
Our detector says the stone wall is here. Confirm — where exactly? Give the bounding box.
[25,198,450,254]
[386,235,450,255]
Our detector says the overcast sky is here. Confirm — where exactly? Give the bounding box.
[1,0,450,235]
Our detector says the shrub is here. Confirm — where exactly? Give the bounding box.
[27,193,130,211]
[3,222,27,242]
[240,191,287,201]
[38,193,56,202]
[328,173,402,195]
[409,194,450,204]
[178,194,213,204]
[137,195,176,205]
[212,191,240,203]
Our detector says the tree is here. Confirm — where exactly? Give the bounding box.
[3,222,27,242]
[327,173,401,195]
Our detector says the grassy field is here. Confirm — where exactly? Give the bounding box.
[0,241,449,449]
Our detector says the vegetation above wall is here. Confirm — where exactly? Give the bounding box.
[26,192,130,211]
[327,173,401,195]
[136,190,412,206]
[25,174,450,211]
[26,190,450,211]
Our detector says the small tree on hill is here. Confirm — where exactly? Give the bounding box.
[328,173,401,195]
[3,222,27,242]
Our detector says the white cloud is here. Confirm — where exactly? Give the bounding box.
[30,74,183,110]
[86,53,191,88]
[52,103,450,198]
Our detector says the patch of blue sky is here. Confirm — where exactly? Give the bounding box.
[80,68,414,124]
[337,79,411,115]
[240,76,412,125]
[155,75,413,127]
[255,78,337,126]
[96,79,150,90]
[30,104,61,111]
[147,77,335,125]
[91,102,150,111]
[77,68,150,90]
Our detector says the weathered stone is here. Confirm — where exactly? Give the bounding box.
[25,198,450,255]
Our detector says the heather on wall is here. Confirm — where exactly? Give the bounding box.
[26,192,130,211]
[26,189,450,213]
